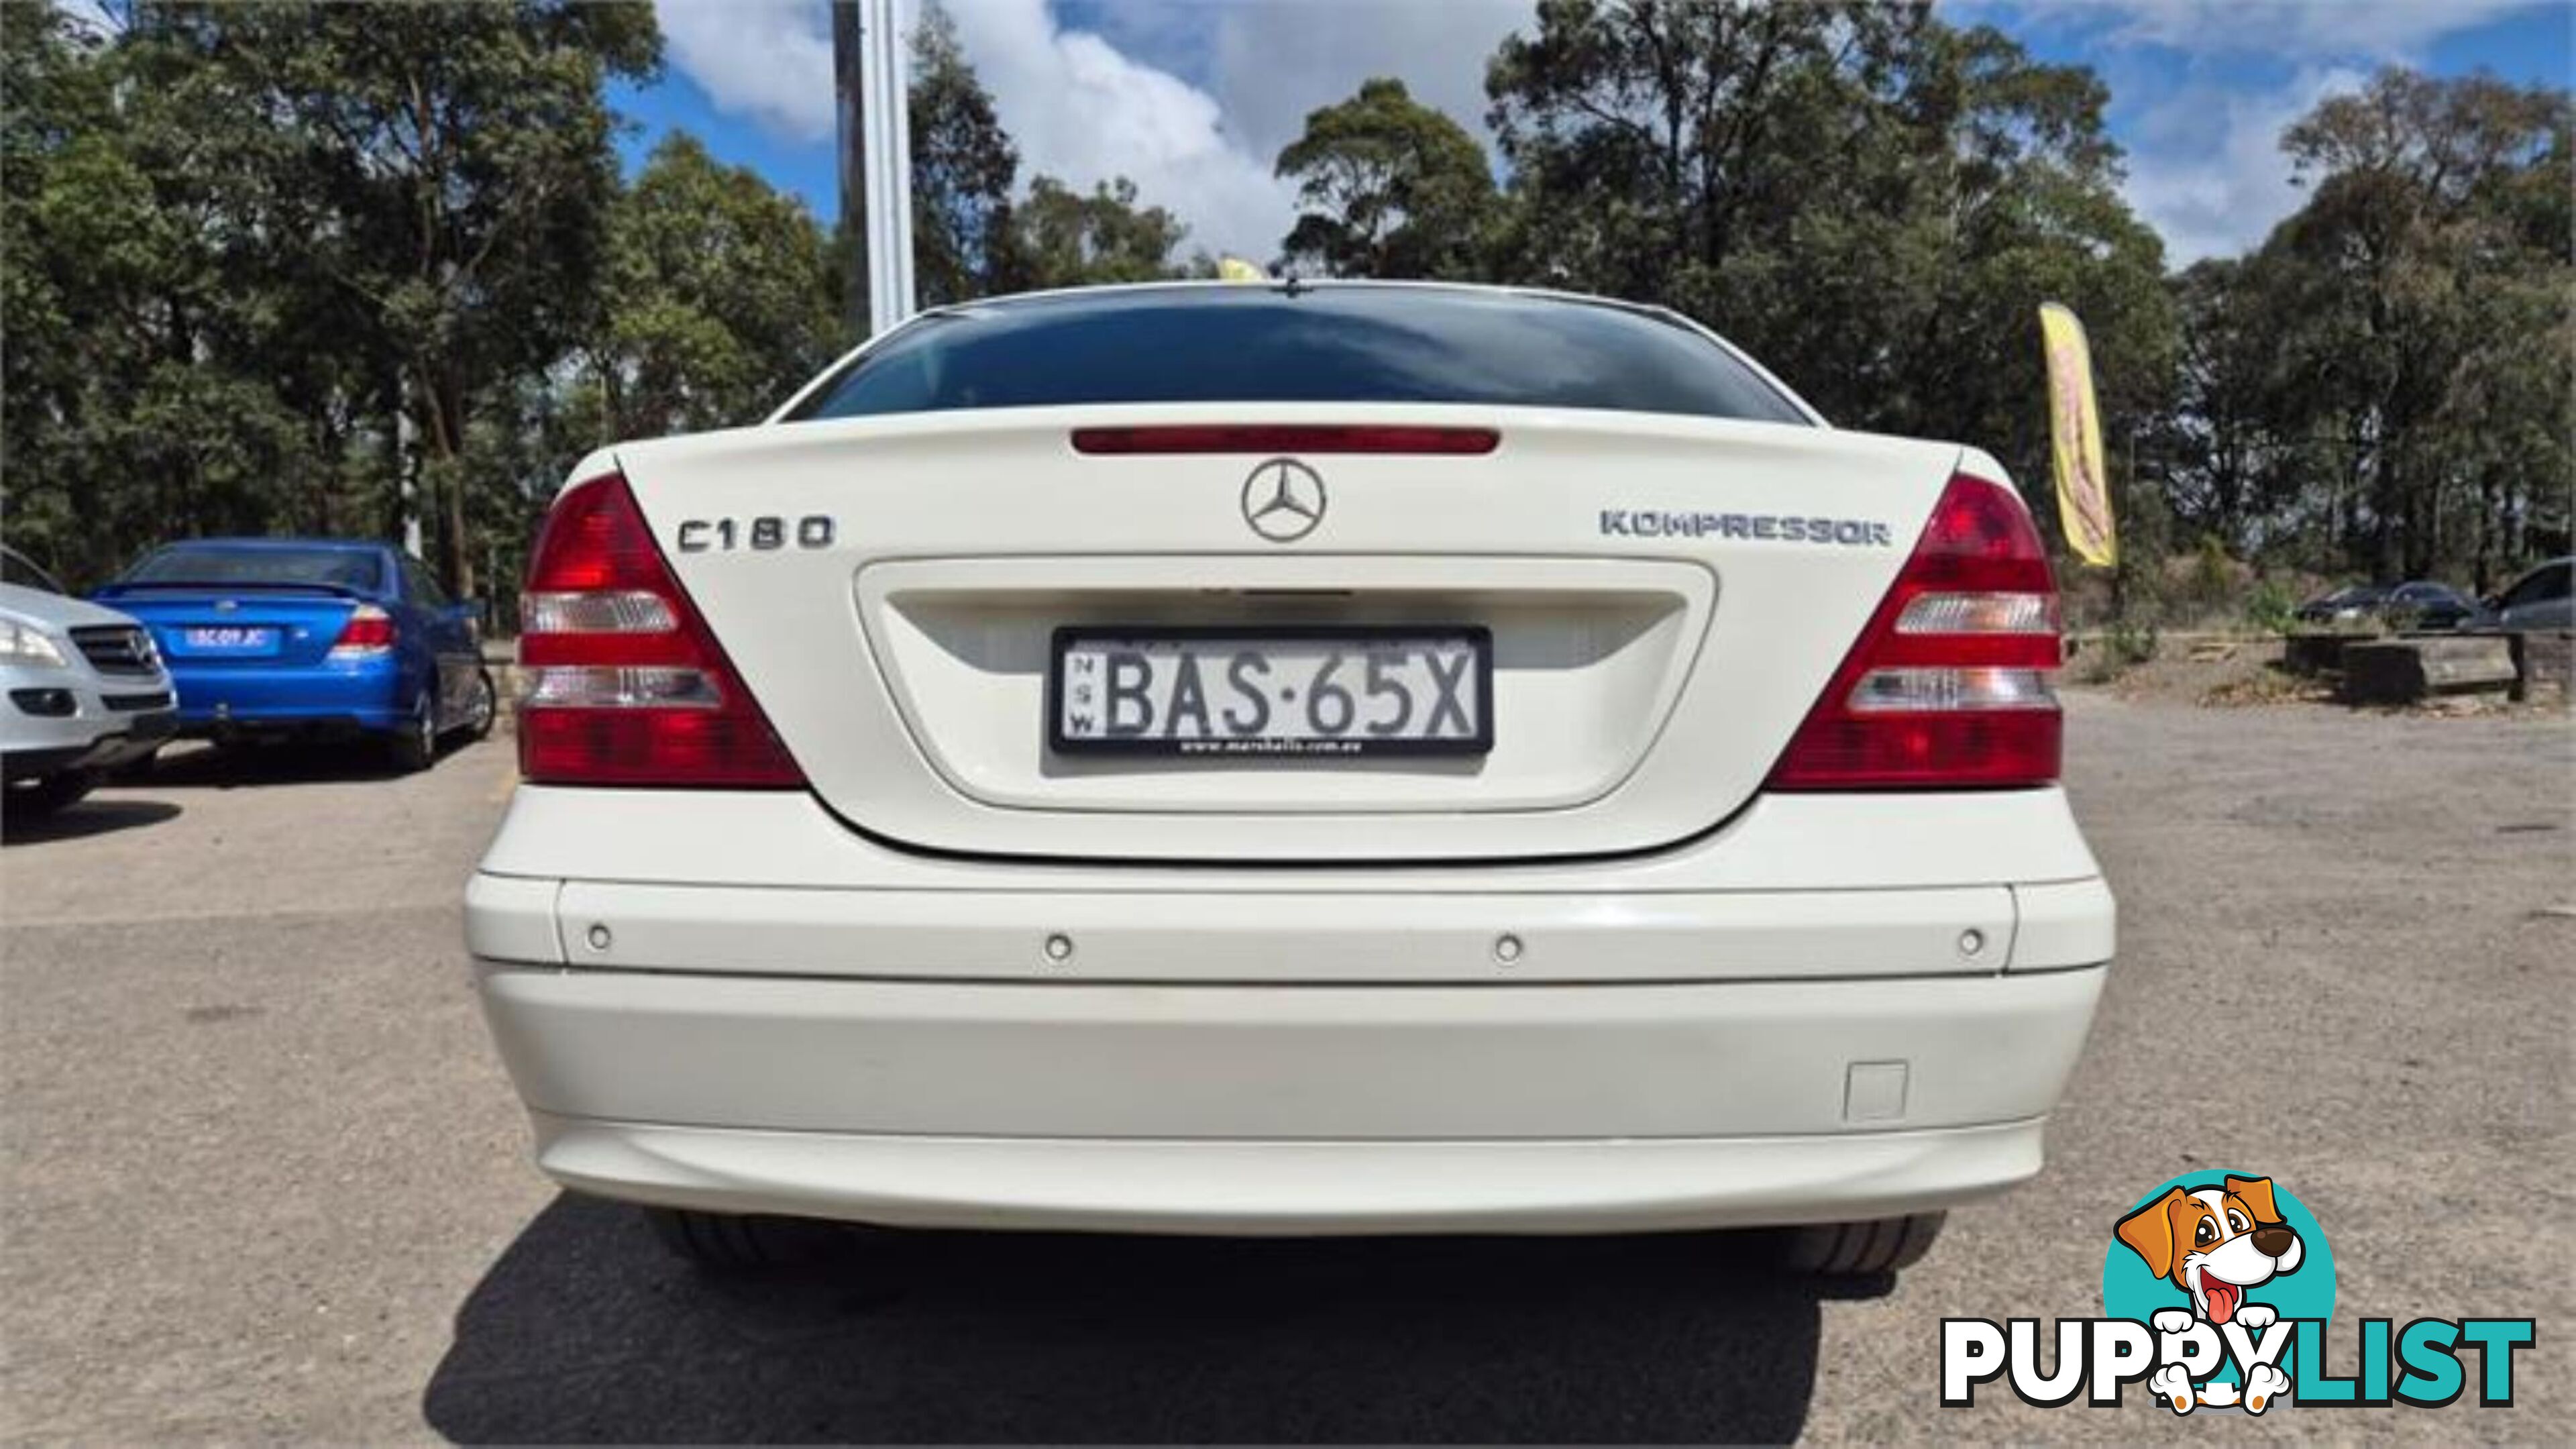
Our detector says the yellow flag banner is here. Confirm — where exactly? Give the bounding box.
[2039,302,2116,568]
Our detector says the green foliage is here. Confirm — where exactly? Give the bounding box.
[2242,579,2300,636]
[1000,176,1191,289]
[2186,535,2241,608]
[1277,78,1497,278]
[0,0,1208,608]
[874,1,1192,298]
[3,0,2567,621]
[1,0,663,600]
[179,0,659,598]
[1264,8,2566,598]
[596,136,839,437]
[2163,69,2572,591]
[1465,1,2176,523]
[906,1,1019,307]
[2080,616,2160,684]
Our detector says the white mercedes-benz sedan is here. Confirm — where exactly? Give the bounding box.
[467,281,2114,1277]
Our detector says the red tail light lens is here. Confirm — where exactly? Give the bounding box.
[1767,472,2063,790]
[328,604,396,657]
[517,472,805,788]
[1071,424,1499,455]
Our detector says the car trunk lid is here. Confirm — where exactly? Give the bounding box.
[608,404,1966,863]
[97,588,362,668]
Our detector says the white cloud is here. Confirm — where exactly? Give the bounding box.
[654,0,837,144]
[2076,0,2540,56]
[649,0,2536,268]
[651,0,1519,262]
[942,0,1301,260]
[2070,0,2542,260]
[1187,0,1526,159]
[1053,0,1533,258]
[56,0,117,36]
[2121,64,2369,263]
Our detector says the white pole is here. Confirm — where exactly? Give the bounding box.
[860,0,915,335]
[397,405,423,557]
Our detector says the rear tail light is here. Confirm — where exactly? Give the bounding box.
[1767,472,2063,790]
[327,604,397,658]
[1071,424,1499,455]
[517,471,805,788]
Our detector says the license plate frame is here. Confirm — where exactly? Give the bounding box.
[179,626,276,653]
[1048,625,1494,758]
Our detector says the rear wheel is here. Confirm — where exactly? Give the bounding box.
[642,1205,843,1274]
[452,669,498,742]
[3,769,94,820]
[384,689,437,773]
[1778,1212,1946,1276]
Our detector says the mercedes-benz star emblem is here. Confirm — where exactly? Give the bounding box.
[1241,458,1326,543]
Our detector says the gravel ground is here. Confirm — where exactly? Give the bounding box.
[2,694,2569,1443]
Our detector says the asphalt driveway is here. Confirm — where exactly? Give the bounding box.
[3,696,2567,1442]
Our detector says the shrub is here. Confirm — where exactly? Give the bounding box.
[2079,616,2161,683]
[2189,535,2237,607]
[2243,579,2300,635]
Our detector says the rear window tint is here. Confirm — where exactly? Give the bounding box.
[786,286,1812,425]
[124,546,383,592]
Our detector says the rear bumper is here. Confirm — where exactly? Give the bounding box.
[168,657,402,729]
[473,959,2107,1232]
[467,784,2112,1233]
[527,1111,2051,1236]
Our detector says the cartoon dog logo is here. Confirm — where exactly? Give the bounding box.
[2116,1174,2305,1413]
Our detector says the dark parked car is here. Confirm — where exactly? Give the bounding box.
[2292,580,2486,631]
[2292,584,2391,627]
[2488,557,2573,631]
[93,538,495,771]
[2380,581,2489,631]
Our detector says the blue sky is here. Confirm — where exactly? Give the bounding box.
[621,0,2573,266]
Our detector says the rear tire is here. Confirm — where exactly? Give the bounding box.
[453,669,498,743]
[3,769,95,820]
[643,1205,839,1274]
[385,689,437,773]
[1778,1212,1946,1276]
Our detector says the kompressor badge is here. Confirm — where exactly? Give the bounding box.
[1599,509,1894,545]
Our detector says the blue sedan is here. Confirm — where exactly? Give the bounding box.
[94,539,496,771]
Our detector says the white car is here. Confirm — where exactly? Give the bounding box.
[2,547,178,818]
[468,282,2114,1277]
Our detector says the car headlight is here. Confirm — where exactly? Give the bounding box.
[0,618,70,667]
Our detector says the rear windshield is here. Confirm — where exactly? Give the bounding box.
[784,286,1813,425]
[123,545,383,592]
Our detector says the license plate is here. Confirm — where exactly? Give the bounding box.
[180,627,275,653]
[1051,627,1492,757]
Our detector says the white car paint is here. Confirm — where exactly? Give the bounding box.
[467,282,2116,1241]
[1,566,178,800]
[596,405,1969,861]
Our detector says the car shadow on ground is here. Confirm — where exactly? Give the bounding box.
[423,1193,1866,1444]
[118,737,476,790]
[0,796,182,845]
